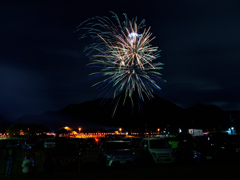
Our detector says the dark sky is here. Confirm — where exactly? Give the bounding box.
[1,0,240,119]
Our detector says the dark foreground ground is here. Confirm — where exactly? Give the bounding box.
[1,148,240,180]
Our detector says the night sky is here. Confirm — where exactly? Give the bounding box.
[1,0,240,120]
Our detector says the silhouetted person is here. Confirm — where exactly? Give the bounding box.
[5,143,14,177]
[22,154,33,177]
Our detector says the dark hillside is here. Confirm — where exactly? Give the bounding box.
[12,93,233,133]
[185,104,230,131]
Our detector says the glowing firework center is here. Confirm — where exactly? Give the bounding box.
[128,32,142,44]
[77,12,165,114]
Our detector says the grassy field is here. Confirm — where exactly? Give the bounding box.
[1,148,240,180]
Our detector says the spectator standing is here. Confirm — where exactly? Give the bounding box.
[5,144,14,177]
[22,154,33,176]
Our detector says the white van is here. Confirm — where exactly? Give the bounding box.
[141,138,175,163]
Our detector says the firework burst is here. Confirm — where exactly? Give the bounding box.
[76,12,165,116]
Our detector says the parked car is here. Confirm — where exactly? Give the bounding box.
[193,137,218,162]
[98,140,136,166]
[175,139,206,163]
[86,137,100,148]
[131,137,143,148]
[175,140,194,163]
[43,138,56,149]
[141,138,175,164]
[0,139,22,149]
[209,134,239,162]
[227,135,240,160]
[71,138,87,150]
[53,142,81,157]
[22,138,37,149]
[52,142,81,172]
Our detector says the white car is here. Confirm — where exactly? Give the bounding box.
[141,138,175,163]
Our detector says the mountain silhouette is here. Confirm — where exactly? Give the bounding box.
[12,92,237,133]
[58,92,185,132]
[0,115,12,131]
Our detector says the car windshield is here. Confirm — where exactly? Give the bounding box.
[106,142,131,150]
[56,143,77,151]
[46,139,55,142]
[150,140,171,148]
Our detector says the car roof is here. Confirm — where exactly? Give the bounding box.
[142,138,167,140]
[105,140,131,143]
